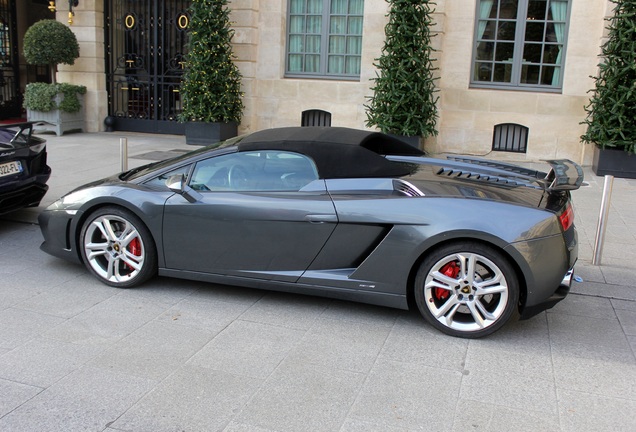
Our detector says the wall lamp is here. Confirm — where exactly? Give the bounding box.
[47,1,79,25]
[68,1,79,24]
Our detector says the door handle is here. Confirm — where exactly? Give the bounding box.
[305,214,338,223]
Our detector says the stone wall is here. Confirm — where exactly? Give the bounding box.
[231,0,388,133]
[53,0,610,164]
[55,0,107,134]
[429,0,608,164]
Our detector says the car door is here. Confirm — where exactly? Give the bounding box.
[162,150,337,282]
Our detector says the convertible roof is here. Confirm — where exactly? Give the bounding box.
[238,127,423,179]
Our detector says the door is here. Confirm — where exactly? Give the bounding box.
[105,0,189,133]
[0,0,19,119]
[162,151,338,282]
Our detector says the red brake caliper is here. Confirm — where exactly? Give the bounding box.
[125,237,141,271]
[435,262,459,301]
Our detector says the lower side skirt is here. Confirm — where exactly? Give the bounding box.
[159,267,408,310]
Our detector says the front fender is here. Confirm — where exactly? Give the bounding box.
[59,186,173,267]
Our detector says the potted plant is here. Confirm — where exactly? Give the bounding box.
[22,19,84,136]
[581,0,636,178]
[179,0,244,145]
[366,0,439,148]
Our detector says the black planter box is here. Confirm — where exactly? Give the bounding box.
[388,134,421,149]
[592,145,636,179]
[185,121,238,145]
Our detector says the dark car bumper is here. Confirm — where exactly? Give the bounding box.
[519,267,574,319]
[38,207,83,264]
[507,224,578,320]
[0,175,50,215]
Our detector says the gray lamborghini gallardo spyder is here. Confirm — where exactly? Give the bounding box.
[39,127,582,338]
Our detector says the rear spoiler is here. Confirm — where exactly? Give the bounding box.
[543,159,584,191]
[446,156,584,192]
[0,121,37,147]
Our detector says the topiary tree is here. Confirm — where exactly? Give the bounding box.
[179,0,243,124]
[23,19,80,84]
[366,0,439,139]
[581,0,636,154]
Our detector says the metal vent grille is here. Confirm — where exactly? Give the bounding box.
[393,180,425,197]
[436,167,541,189]
[492,123,528,153]
[301,110,332,127]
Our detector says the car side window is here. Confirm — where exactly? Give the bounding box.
[190,151,318,192]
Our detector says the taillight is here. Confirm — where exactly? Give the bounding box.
[559,202,574,231]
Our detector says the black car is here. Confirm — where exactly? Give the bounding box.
[0,122,51,215]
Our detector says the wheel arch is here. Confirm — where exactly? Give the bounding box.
[72,198,163,266]
[405,233,528,314]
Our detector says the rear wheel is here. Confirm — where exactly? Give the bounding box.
[80,207,157,288]
[414,242,519,338]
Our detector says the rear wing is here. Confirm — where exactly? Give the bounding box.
[543,159,584,191]
[0,121,37,148]
[446,156,584,192]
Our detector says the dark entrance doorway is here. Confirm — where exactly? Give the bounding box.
[105,0,189,133]
[0,0,20,120]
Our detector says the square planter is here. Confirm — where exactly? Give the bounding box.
[26,94,84,136]
[388,134,421,149]
[592,145,636,179]
[185,121,238,145]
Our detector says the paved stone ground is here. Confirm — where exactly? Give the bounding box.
[1,131,635,431]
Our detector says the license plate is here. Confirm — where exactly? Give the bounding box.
[0,161,23,178]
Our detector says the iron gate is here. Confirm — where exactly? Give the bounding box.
[105,0,189,133]
[0,0,20,120]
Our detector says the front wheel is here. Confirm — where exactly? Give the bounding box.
[414,242,519,338]
[79,207,157,288]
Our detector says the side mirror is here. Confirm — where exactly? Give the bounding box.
[166,174,186,192]
[166,174,202,203]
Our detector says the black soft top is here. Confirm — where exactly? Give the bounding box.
[237,127,423,179]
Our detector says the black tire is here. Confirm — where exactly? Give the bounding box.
[79,206,157,288]
[414,242,519,338]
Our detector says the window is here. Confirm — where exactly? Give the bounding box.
[286,0,364,79]
[301,109,332,126]
[471,0,570,91]
[492,123,528,153]
[190,151,319,192]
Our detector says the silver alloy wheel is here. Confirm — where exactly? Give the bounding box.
[83,214,146,283]
[424,252,509,333]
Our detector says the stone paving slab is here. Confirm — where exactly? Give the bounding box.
[0,132,635,431]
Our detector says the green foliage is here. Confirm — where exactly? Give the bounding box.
[581,0,636,153]
[24,83,87,113]
[23,20,80,68]
[179,0,244,124]
[366,0,439,138]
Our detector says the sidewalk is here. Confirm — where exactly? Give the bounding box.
[1,130,635,432]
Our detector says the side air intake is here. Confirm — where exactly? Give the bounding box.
[393,179,425,197]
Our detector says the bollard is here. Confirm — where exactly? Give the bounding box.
[592,175,614,266]
[120,137,128,172]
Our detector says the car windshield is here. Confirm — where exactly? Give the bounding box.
[122,134,247,181]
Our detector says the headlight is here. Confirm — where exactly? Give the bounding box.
[61,190,91,206]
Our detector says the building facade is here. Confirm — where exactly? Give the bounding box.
[2,0,613,164]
